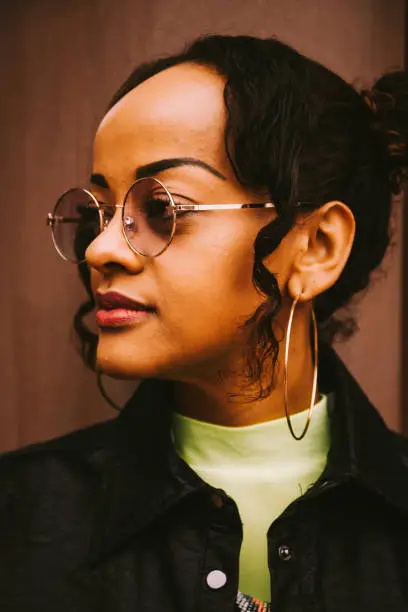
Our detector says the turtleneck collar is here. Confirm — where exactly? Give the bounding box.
[171,395,330,469]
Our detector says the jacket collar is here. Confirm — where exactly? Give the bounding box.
[88,342,408,564]
[316,342,408,506]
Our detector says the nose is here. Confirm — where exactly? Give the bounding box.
[85,204,145,273]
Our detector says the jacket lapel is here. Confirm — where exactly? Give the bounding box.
[88,377,205,565]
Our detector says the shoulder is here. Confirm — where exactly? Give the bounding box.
[0,418,127,580]
[0,417,119,501]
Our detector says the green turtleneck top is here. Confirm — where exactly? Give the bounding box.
[172,395,330,602]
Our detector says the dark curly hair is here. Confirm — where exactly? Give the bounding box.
[73,34,408,402]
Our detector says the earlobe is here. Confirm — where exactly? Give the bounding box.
[288,201,356,302]
[287,276,304,301]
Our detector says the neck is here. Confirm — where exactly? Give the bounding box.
[172,312,317,427]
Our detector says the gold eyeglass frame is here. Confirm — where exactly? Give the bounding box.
[47,176,303,262]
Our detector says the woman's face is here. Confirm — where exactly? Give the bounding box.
[86,62,295,384]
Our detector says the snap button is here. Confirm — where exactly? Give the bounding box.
[206,569,227,589]
[278,544,292,561]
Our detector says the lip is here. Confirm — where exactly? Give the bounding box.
[96,307,153,328]
[96,291,155,311]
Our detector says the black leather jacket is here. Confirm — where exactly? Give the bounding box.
[1,342,408,612]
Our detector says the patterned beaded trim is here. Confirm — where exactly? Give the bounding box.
[236,591,271,611]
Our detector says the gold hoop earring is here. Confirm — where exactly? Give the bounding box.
[283,294,318,441]
[96,369,122,412]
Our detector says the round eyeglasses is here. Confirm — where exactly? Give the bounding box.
[46,176,280,263]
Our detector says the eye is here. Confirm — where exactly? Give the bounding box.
[144,196,173,220]
[145,195,193,221]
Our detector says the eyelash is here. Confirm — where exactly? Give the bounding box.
[151,196,193,218]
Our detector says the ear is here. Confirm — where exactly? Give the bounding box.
[287,201,356,301]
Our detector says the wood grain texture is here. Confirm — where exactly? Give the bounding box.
[403,0,408,436]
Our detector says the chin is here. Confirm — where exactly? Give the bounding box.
[94,331,229,384]
[95,343,169,381]
[96,356,159,381]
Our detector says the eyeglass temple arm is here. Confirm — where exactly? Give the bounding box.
[46,201,307,225]
[174,202,305,211]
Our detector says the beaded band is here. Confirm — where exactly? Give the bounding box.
[236,591,271,611]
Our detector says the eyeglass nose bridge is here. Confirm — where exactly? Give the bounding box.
[98,201,166,260]
[100,203,125,227]
[98,199,175,260]
[99,203,138,241]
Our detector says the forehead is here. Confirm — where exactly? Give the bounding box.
[93,63,229,185]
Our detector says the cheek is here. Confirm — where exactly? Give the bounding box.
[158,221,262,336]
[90,216,283,379]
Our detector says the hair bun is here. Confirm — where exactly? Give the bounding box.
[362,70,408,194]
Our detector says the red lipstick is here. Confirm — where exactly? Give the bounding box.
[96,291,156,328]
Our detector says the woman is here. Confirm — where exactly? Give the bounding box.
[1,34,408,612]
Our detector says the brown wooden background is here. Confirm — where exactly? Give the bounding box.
[403,2,408,435]
[0,0,405,452]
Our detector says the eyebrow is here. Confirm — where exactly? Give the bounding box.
[90,157,227,189]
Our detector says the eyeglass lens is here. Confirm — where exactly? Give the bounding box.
[50,177,175,263]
